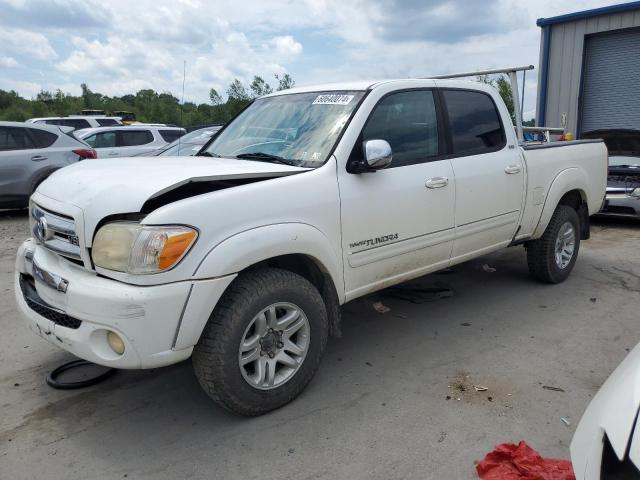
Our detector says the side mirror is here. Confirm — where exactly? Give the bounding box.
[364,139,392,170]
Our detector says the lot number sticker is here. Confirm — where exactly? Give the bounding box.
[312,94,354,105]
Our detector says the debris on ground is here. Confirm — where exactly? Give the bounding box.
[561,417,571,427]
[482,264,497,273]
[383,281,453,304]
[542,385,565,393]
[460,322,472,327]
[372,301,390,314]
[476,441,575,480]
[474,385,489,392]
[590,297,597,303]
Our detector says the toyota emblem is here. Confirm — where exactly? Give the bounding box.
[34,216,50,243]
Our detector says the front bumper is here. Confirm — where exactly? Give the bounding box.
[570,343,640,478]
[600,190,640,217]
[15,239,235,369]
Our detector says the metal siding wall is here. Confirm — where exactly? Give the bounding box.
[543,9,640,135]
[581,28,640,132]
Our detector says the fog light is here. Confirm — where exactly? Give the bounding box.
[107,331,125,355]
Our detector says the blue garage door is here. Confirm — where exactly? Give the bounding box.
[581,28,640,134]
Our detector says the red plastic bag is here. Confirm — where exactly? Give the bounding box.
[476,441,575,480]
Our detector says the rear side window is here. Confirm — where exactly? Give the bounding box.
[159,129,185,142]
[442,90,506,155]
[96,118,120,126]
[28,128,58,148]
[361,90,440,168]
[118,130,154,146]
[85,131,117,148]
[0,127,35,151]
[64,119,92,130]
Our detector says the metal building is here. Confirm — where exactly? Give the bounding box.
[536,2,640,137]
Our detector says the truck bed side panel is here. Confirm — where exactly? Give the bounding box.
[517,140,607,240]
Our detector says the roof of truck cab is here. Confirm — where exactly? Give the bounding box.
[260,78,494,97]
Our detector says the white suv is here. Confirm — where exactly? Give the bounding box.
[76,126,186,158]
[27,116,123,130]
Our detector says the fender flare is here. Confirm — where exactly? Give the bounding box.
[193,223,345,301]
[533,168,588,238]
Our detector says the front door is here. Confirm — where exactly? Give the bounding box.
[338,88,455,301]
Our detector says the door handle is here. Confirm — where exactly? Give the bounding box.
[425,176,449,189]
[505,164,522,174]
[107,152,119,156]
[30,155,47,162]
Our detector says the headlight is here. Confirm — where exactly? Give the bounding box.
[92,223,198,274]
[631,188,640,198]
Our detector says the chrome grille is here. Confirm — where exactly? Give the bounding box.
[31,204,82,261]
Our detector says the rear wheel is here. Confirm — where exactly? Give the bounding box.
[526,205,581,283]
[193,268,328,416]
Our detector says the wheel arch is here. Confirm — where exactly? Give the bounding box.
[533,168,590,239]
[193,223,344,337]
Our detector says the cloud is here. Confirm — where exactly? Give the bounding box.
[0,28,57,60]
[0,0,627,114]
[0,56,19,68]
[0,0,107,29]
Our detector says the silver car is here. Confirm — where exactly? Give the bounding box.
[0,121,96,209]
[583,129,640,218]
[76,126,186,158]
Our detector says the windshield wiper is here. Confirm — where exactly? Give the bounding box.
[196,151,220,157]
[235,152,298,166]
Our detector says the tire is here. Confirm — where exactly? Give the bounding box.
[526,205,581,284]
[192,268,328,416]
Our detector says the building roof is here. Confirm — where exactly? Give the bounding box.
[537,1,640,27]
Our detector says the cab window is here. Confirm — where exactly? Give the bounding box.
[360,90,440,168]
[442,89,506,155]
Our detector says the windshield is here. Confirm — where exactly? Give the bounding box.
[201,91,366,167]
[159,127,221,157]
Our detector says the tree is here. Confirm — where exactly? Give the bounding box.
[226,79,250,101]
[209,88,223,105]
[476,74,515,123]
[275,73,295,91]
[495,77,514,123]
[0,71,295,126]
[249,76,273,97]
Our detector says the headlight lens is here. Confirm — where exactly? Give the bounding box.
[631,188,640,198]
[92,223,198,274]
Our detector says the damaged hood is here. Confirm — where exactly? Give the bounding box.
[36,156,307,235]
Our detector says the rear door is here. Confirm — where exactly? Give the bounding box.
[0,126,58,204]
[84,130,118,158]
[440,88,525,262]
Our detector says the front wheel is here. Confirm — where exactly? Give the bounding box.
[526,205,581,284]
[192,268,328,416]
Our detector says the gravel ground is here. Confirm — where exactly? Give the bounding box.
[1,209,639,480]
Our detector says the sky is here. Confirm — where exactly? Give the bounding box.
[0,0,627,119]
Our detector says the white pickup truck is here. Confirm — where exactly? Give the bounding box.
[15,78,607,415]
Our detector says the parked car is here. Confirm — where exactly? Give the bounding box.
[75,126,186,158]
[15,79,607,416]
[571,341,640,478]
[0,121,95,209]
[27,116,123,130]
[145,126,221,156]
[583,129,640,218]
